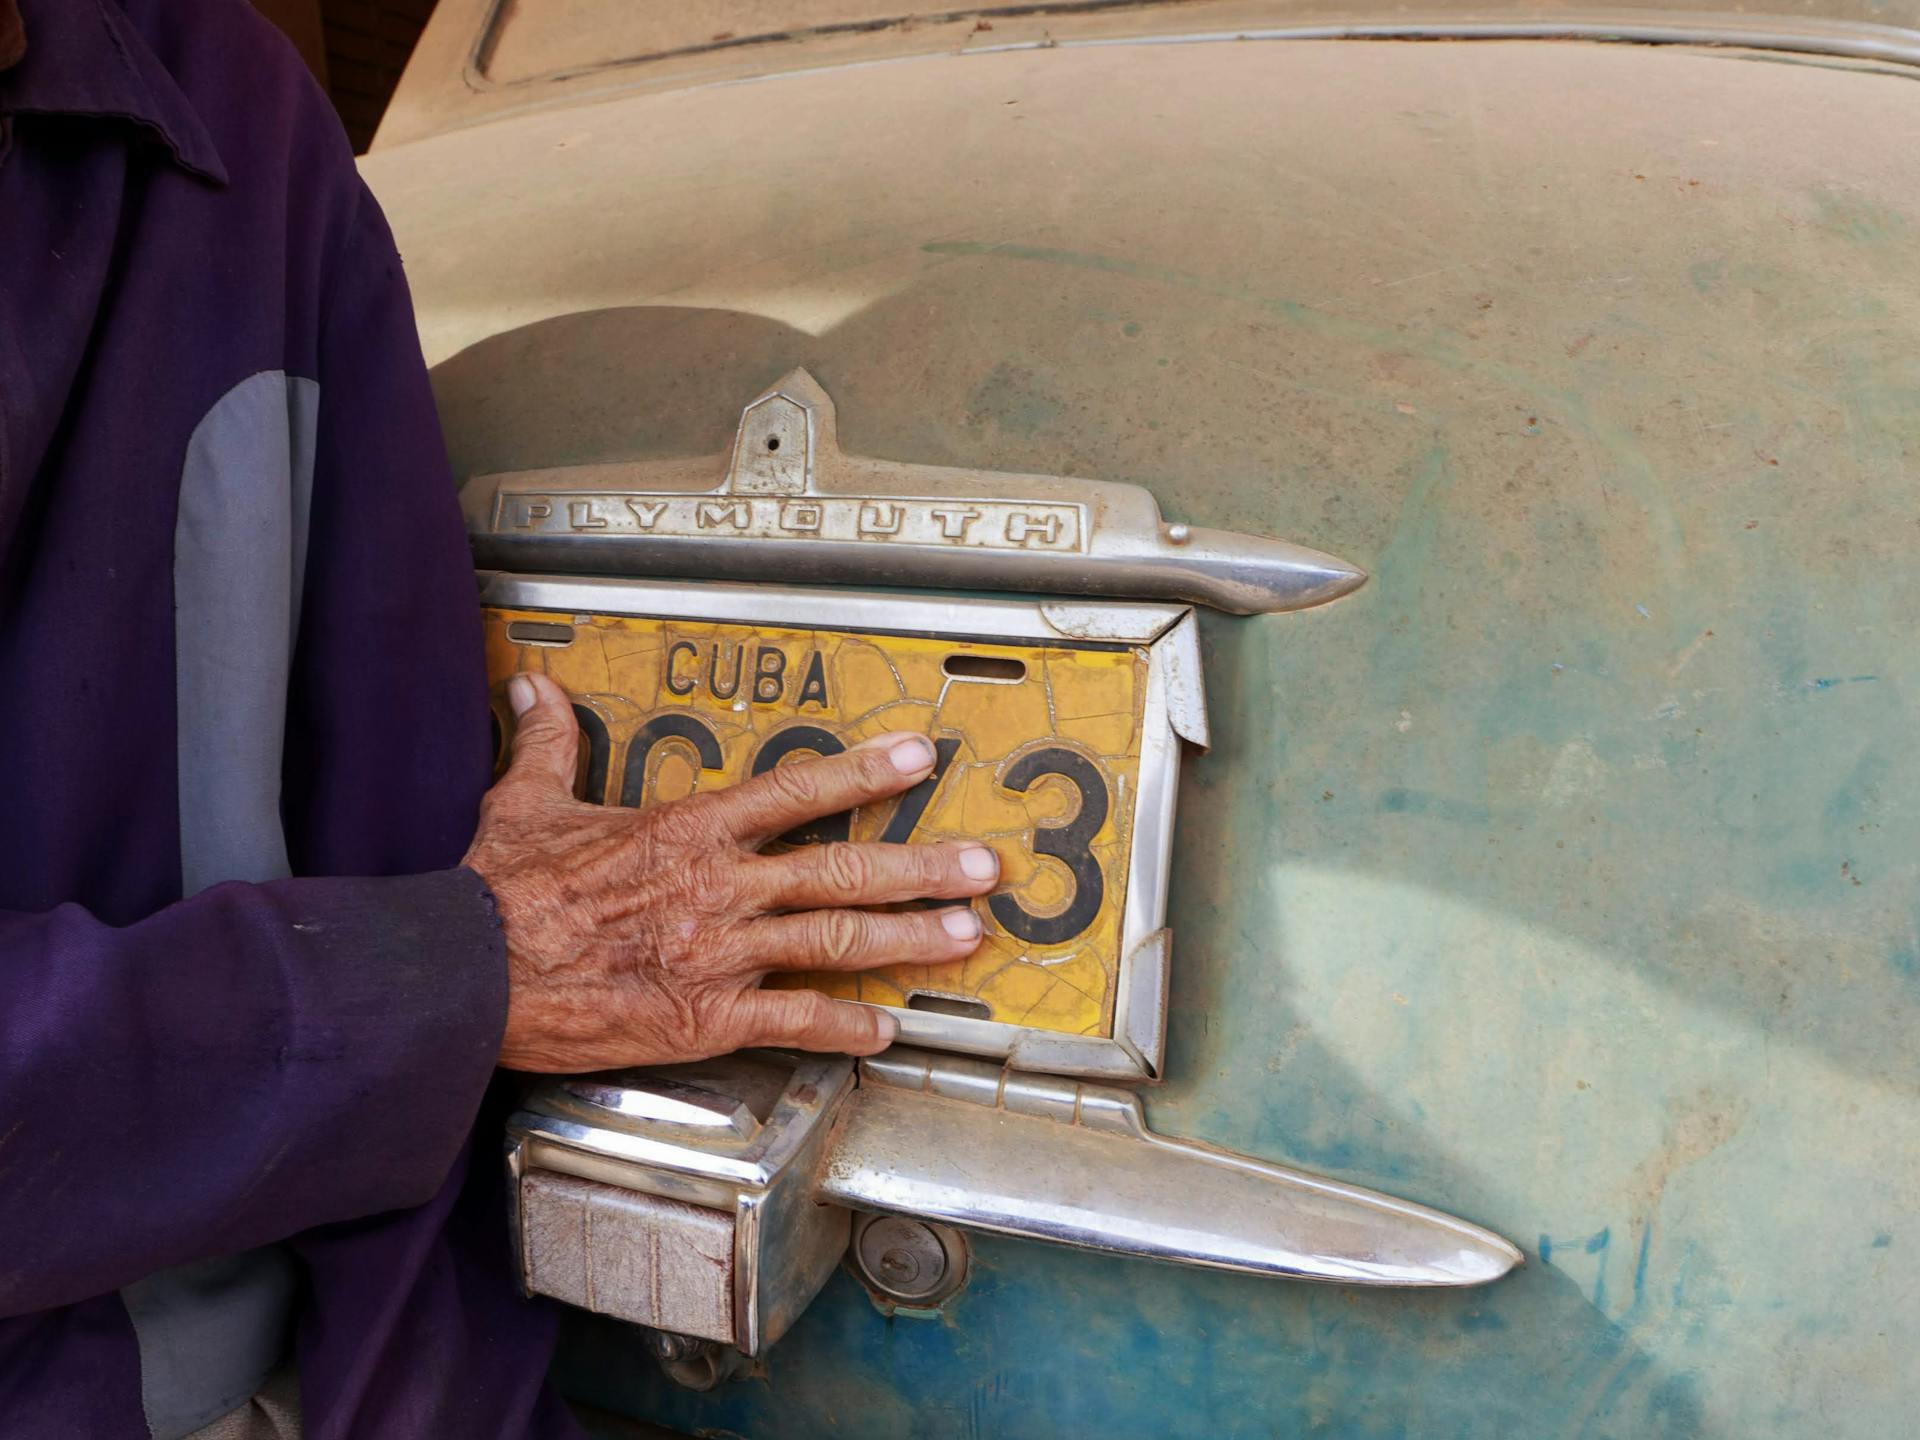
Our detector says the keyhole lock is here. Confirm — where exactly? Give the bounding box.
[850,1213,970,1308]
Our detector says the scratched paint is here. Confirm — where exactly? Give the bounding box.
[369,29,1920,1440]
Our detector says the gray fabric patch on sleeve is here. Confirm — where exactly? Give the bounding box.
[126,371,320,1440]
[121,1251,302,1440]
[172,370,318,896]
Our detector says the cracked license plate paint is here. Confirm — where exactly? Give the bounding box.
[485,607,1147,1039]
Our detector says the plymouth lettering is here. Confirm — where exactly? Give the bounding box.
[495,491,1087,553]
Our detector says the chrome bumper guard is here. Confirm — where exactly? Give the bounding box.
[507,1047,1520,1376]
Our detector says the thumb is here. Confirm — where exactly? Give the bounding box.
[503,671,583,794]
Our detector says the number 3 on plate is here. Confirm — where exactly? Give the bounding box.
[989,747,1109,946]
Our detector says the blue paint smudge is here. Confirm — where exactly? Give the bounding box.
[1633,1225,1653,1308]
[1872,1232,1893,1248]
[1809,675,1880,691]
[1588,1227,1612,1311]
[1671,1242,1699,1309]
[1648,1372,1708,1432]
[1540,1228,1615,1311]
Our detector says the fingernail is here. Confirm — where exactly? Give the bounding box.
[941,907,982,941]
[508,675,536,716]
[887,736,935,774]
[874,1011,900,1044]
[959,846,999,882]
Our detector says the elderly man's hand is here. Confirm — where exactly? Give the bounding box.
[464,672,997,1072]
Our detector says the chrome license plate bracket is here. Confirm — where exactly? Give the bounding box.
[481,572,1204,1082]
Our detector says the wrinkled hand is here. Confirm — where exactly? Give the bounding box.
[464,672,998,1071]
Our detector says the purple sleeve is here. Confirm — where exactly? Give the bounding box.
[274,183,573,1434]
[0,179,515,1322]
[280,180,499,881]
[0,869,506,1318]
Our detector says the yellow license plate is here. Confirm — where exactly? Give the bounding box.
[485,607,1147,1039]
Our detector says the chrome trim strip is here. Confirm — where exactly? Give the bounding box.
[733,1192,765,1355]
[481,572,1184,648]
[968,14,1920,71]
[1156,611,1210,751]
[398,3,1920,152]
[466,3,1920,90]
[1117,928,1172,1081]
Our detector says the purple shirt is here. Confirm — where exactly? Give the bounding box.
[0,0,575,1433]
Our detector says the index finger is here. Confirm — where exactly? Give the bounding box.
[713,732,937,847]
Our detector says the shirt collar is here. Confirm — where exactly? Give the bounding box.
[0,0,228,185]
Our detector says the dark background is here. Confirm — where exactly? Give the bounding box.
[252,0,435,152]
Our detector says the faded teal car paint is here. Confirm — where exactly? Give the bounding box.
[364,9,1919,1435]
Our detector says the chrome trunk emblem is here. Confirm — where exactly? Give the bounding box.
[463,369,1366,615]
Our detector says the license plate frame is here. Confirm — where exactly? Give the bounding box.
[481,572,1205,1081]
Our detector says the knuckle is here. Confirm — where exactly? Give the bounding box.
[820,842,873,896]
[691,990,748,1044]
[919,843,958,887]
[901,913,952,957]
[641,806,693,848]
[781,991,838,1043]
[513,717,566,752]
[763,761,824,813]
[736,991,802,1049]
[688,852,748,912]
[653,915,701,970]
[853,747,905,796]
[476,778,543,826]
[812,909,870,967]
[648,795,723,849]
